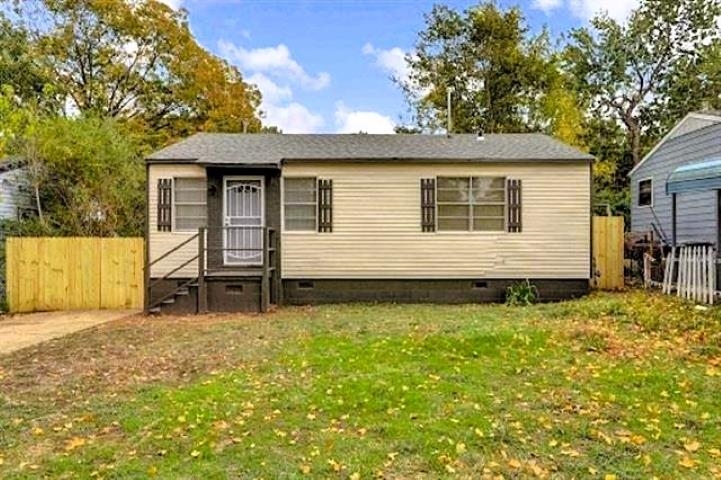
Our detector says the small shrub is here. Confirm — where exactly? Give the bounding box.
[505,280,538,306]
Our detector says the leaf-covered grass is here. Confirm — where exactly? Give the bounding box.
[1,291,721,478]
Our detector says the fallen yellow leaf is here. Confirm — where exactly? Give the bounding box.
[684,440,701,453]
[190,450,201,458]
[561,449,581,457]
[508,458,522,469]
[64,437,86,452]
[679,456,698,468]
[299,464,311,474]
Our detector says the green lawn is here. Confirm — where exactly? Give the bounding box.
[1,292,721,479]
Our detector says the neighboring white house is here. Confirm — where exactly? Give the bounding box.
[0,160,33,221]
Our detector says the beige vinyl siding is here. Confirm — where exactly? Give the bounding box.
[282,162,590,279]
[148,164,206,278]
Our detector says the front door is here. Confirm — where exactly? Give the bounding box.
[223,177,264,266]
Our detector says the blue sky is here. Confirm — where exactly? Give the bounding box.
[162,0,638,133]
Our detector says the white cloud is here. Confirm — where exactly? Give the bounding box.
[569,0,639,21]
[217,39,328,133]
[247,72,292,104]
[532,0,639,22]
[362,43,410,83]
[218,40,330,91]
[334,102,395,134]
[264,102,324,134]
[532,0,563,14]
[156,0,183,9]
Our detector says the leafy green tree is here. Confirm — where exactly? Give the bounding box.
[401,2,555,133]
[0,15,56,110]
[4,0,262,142]
[4,115,144,236]
[564,0,721,166]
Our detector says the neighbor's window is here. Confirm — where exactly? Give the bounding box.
[284,177,317,231]
[174,178,207,231]
[638,178,653,206]
[437,176,505,231]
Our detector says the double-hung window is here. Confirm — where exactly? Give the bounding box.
[173,178,207,232]
[284,177,317,231]
[437,176,506,231]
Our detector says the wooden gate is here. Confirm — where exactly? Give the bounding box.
[592,216,624,290]
[5,237,144,313]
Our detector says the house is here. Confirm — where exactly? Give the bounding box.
[145,133,593,314]
[629,111,721,250]
[0,160,33,222]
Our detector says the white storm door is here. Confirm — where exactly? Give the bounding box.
[223,177,264,266]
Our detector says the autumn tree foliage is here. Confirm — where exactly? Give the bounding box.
[0,0,265,237]
[4,0,262,143]
[564,0,721,167]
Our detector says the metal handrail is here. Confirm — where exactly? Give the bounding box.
[148,226,278,314]
[149,255,199,290]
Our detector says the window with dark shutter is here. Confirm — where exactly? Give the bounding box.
[157,178,172,232]
[420,178,436,232]
[284,177,317,231]
[318,179,333,233]
[507,179,522,233]
[174,178,207,232]
[437,176,505,231]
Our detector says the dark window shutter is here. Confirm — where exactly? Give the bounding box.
[421,178,436,232]
[318,179,333,233]
[157,178,173,232]
[507,178,522,233]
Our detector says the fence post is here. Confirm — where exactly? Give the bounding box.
[197,227,207,314]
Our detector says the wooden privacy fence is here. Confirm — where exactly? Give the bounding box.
[5,237,144,313]
[592,216,624,290]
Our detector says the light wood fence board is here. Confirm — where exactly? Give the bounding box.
[592,216,624,290]
[5,237,144,313]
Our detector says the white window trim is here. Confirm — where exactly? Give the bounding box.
[223,175,265,266]
[172,177,207,233]
[637,177,653,208]
[435,176,507,233]
[282,176,319,233]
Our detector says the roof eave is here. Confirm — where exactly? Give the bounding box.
[145,157,199,164]
[628,112,721,177]
[280,156,593,164]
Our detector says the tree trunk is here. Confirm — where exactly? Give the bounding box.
[626,117,642,166]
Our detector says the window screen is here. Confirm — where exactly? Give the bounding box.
[284,177,317,231]
[174,178,207,232]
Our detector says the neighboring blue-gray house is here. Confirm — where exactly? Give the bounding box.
[630,111,721,249]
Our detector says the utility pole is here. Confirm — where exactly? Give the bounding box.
[447,86,454,135]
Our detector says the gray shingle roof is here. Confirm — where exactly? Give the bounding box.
[146,133,593,165]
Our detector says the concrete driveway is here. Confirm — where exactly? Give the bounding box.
[0,310,140,355]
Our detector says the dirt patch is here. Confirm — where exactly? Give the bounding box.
[0,309,306,408]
